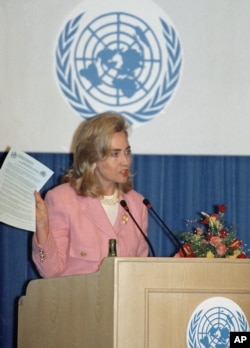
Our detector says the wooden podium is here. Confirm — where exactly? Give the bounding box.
[18,257,250,348]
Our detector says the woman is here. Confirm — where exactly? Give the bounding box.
[32,112,149,278]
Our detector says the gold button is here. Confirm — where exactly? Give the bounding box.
[80,251,87,257]
[39,249,46,262]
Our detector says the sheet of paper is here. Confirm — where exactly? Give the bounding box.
[0,148,54,231]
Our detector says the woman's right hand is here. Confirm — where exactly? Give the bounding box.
[34,191,49,245]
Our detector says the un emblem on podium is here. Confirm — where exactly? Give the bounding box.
[187,297,249,348]
[54,0,182,125]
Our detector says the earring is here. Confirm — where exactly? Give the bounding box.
[92,163,96,170]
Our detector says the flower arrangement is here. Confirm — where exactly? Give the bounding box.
[176,204,248,258]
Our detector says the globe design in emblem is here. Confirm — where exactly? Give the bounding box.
[56,8,182,123]
[74,12,162,106]
[195,306,245,348]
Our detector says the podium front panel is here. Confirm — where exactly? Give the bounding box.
[18,258,250,348]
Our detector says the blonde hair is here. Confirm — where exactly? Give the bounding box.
[62,112,133,196]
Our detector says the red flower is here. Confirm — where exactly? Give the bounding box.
[179,243,195,257]
[201,217,209,225]
[229,238,242,250]
[218,204,226,213]
[219,228,228,238]
[237,252,247,259]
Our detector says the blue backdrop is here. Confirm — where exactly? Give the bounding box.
[1,152,250,348]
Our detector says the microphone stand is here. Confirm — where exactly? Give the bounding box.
[120,200,156,257]
[143,198,187,257]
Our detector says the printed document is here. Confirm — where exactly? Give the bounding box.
[0,148,54,231]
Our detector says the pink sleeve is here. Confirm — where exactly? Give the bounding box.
[32,189,70,278]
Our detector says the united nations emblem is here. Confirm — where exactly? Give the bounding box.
[54,0,182,125]
[187,297,249,348]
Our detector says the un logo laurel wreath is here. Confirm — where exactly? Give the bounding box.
[188,310,202,348]
[237,311,249,331]
[55,13,182,123]
[187,310,249,348]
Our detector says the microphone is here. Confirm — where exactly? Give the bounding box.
[120,200,156,257]
[143,198,187,257]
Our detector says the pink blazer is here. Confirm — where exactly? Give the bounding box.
[32,183,148,278]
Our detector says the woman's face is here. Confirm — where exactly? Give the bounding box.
[95,131,132,194]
